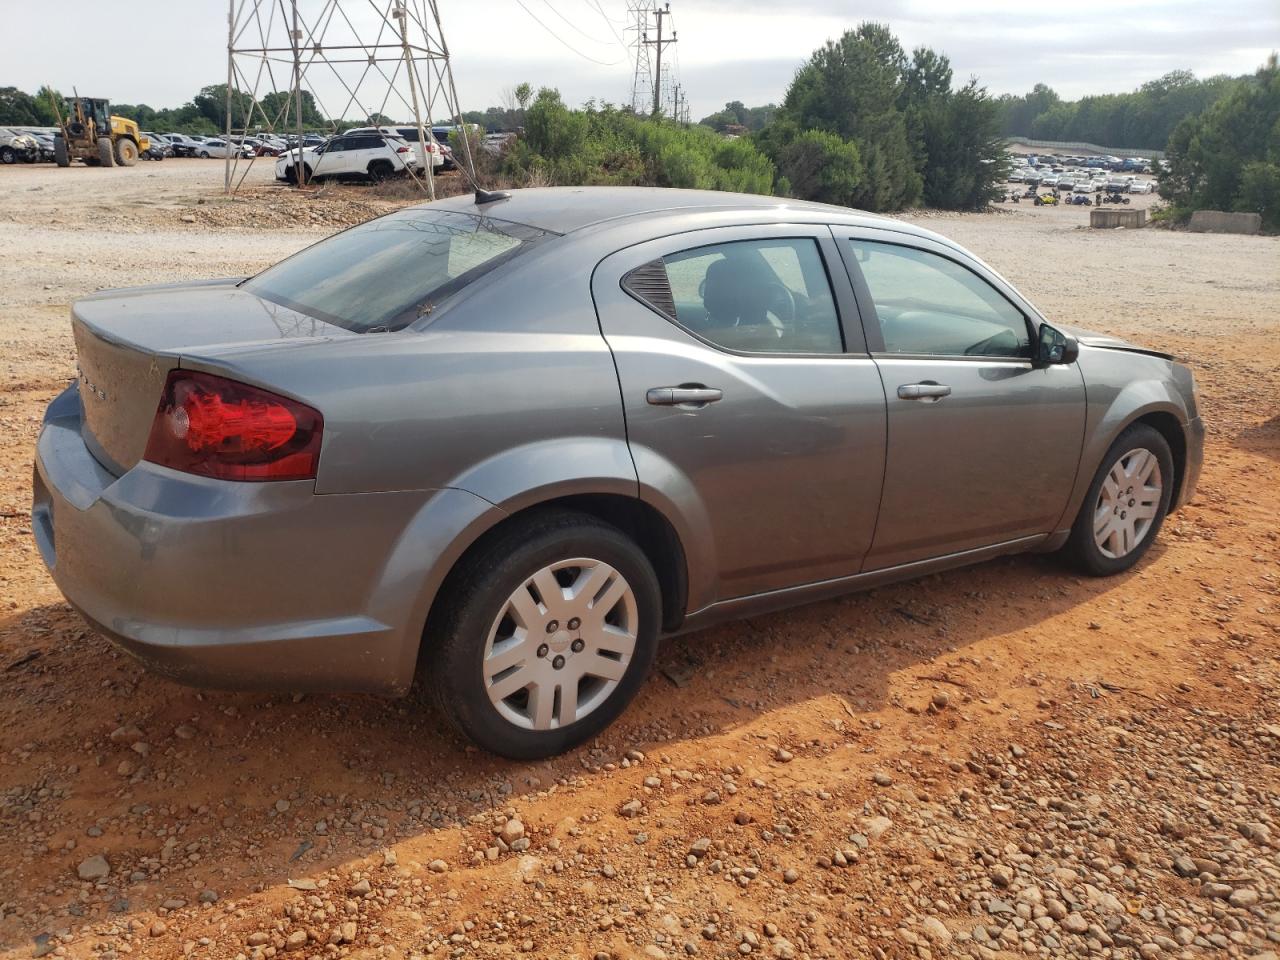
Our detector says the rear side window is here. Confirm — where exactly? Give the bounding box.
[623,237,843,355]
[346,135,384,150]
[243,209,552,332]
[849,241,1031,358]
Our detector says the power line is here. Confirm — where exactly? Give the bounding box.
[586,0,629,53]
[586,0,626,26]
[514,0,626,65]
[538,0,615,47]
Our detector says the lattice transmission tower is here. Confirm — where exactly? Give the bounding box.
[626,1,656,114]
[224,0,474,196]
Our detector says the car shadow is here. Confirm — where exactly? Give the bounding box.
[1234,414,1280,462]
[0,547,1150,947]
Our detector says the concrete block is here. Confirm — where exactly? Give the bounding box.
[1090,208,1147,229]
[1188,210,1262,235]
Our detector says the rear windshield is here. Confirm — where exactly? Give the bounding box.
[243,208,550,332]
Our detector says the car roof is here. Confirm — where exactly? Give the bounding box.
[426,186,916,237]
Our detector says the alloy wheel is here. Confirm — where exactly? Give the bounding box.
[483,558,638,730]
[1092,447,1163,559]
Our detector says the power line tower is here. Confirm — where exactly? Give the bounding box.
[224,0,475,195]
[642,3,677,117]
[626,1,656,115]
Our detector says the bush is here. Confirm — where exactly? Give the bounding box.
[500,91,776,196]
[775,130,863,206]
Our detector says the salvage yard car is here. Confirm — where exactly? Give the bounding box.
[32,187,1203,759]
[275,132,419,183]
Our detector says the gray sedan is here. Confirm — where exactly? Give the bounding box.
[32,187,1203,758]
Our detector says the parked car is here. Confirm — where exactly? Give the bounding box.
[1056,175,1078,191]
[0,127,39,164]
[26,131,57,162]
[163,134,203,157]
[343,126,445,170]
[141,133,173,160]
[1103,179,1130,193]
[482,131,516,156]
[1128,179,1157,195]
[31,187,1203,758]
[1074,180,1102,194]
[195,138,253,159]
[274,132,418,183]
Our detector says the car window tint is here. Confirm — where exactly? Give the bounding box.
[654,238,843,355]
[243,209,551,333]
[849,241,1030,358]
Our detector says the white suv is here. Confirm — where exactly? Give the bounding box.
[344,126,446,171]
[275,132,419,183]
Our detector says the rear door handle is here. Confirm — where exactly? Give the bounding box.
[897,382,951,401]
[646,386,723,406]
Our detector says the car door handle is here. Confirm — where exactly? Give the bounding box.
[646,386,723,406]
[897,382,951,401]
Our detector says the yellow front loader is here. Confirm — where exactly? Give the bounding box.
[51,95,149,168]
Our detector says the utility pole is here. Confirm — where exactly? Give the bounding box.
[642,3,675,117]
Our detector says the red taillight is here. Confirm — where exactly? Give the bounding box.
[143,370,323,481]
[425,143,436,153]
[396,145,410,153]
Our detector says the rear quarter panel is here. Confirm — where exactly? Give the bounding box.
[178,236,635,502]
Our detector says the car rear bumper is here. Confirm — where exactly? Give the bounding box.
[32,383,499,696]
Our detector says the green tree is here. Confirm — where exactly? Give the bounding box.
[0,87,49,125]
[766,23,922,210]
[1158,55,1280,229]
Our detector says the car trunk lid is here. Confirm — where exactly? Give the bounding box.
[72,279,353,475]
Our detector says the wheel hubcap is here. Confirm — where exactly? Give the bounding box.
[1093,447,1162,559]
[483,558,638,731]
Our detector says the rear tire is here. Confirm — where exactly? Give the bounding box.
[0,146,15,165]
[115,138,138,166]
[367,159,393,182]
[198,150,210,159]
[97,137,115,167]
[423,510,662,759]
[1064,423,1174,577]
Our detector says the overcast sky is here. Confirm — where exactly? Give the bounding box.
[6,0,1275,122]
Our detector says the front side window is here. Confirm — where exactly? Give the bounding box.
[849,241,1031,358]
[626,238,843,355]
[243,209,551,332]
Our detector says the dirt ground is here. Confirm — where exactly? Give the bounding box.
[0,160,1278,960]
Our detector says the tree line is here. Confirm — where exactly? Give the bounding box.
[0,83,327,134]
[993,71,1243,151]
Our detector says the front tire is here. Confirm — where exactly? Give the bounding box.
[424,510,662,759]
[115,138,138,166]
[0,146,15,164]
[97,136,115,167]
[1065,424,1174,576]
[54,138,70,167]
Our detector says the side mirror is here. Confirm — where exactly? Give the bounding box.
[1036,323,1079,366]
